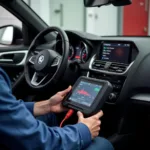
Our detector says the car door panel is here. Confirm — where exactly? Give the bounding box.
[0,50,28,66]
[0,46,28,87]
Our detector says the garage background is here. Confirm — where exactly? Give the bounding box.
[0,0,150,36]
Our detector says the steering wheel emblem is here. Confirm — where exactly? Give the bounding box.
[38,55,44,64]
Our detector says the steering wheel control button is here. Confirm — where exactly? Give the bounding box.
[51,57,60,67]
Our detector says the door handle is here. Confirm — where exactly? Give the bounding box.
[0,53,14,63]
[0,59,13,62]
[54,4,64,27]
[60,4,64,27]
[0,51,27,65]
[54,9,61,14]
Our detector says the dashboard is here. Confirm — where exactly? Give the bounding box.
[54,31,139,105]
[40,30,150,107]
[58,31,143,105]
[56,31,150,143]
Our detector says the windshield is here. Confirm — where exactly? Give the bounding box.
[23,0,149,36]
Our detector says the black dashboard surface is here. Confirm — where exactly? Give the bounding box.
[40,30,150,105]
[65,30,150,105]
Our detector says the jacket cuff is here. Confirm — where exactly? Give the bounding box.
[76,123,92,149]
[24,102,34,115]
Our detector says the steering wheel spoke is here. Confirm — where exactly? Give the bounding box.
[31,72,48,86]
[29,55,36,65]
[51,57,61,67]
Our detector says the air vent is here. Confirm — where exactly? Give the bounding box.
[92,61,129,73]
[108,63,128,73]
[92,61,106,70]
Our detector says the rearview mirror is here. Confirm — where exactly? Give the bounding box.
[84,0,110,7]
[0,25,22,45]
[84,0,132,7]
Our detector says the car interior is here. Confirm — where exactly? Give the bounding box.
[0,0,150,149]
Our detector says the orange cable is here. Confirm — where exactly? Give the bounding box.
[60,109,74,127]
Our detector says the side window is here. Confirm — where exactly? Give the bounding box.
[0,6,23,47]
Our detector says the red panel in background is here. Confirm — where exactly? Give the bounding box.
[123,0,148,36]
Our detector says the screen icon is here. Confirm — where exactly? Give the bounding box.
[94,88,100,92]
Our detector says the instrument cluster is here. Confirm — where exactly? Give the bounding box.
[68,41,89,63]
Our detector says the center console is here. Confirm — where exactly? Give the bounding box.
[89,41,137,103]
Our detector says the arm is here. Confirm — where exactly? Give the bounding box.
[0,72,91,150]
[31,86,72,117]
[0,67,35,116]
[24,102,34,114]
[24,99,64,117]
[23,86,71,116]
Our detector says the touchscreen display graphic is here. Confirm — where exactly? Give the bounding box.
[69,81,102,107]
[101,43,130,64]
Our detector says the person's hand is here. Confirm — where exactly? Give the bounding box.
[49,86,72,113]
[77,111,103,139]
[33,86,72,116]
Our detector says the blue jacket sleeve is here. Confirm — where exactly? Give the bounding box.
[24,102,34,114]
[0,70,92,150]
[0,67,35,115]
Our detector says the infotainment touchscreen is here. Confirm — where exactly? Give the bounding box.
[100,43,131,64]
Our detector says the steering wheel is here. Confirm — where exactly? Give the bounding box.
[24,27,69,89]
